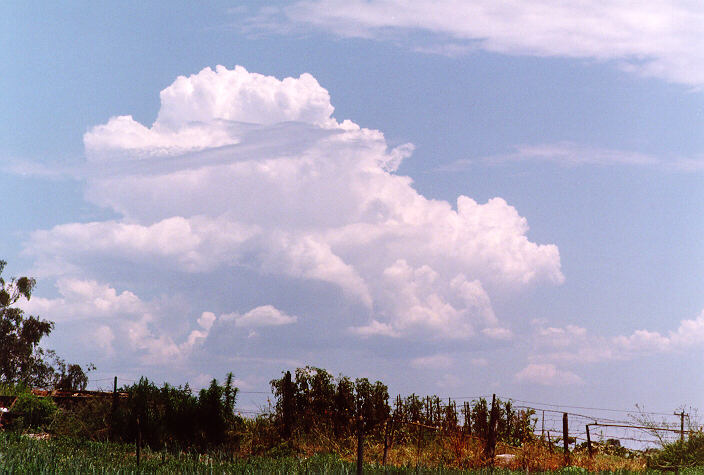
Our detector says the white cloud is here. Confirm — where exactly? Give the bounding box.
[84,65,337,161]
[221,305,298,328]
[26,65,562,342]
[482,327,513,340]
[515,363,583,386]
[21,278,223,365]
[92,325,115,354]
[248,1,704,87]
[410,354,453,369]
[349,320,399,338]
[471,357,489,367]
[441,142,704,172]
[22,278,146,322]
[530,310,704,365]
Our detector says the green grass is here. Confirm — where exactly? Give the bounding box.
[0,432,701,474]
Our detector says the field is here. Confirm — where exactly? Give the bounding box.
[0,371,697,473]
[0,432,691,474]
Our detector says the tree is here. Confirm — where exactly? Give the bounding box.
[0,260,90,389]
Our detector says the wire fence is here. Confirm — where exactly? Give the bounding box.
[90,377,695,451]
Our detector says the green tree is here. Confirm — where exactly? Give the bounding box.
[0,260,90,389]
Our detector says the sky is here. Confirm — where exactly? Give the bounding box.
[2,1,703,426]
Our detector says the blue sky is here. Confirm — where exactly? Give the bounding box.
[2,1,703,426]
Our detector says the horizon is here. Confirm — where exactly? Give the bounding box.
[2,1,703,445]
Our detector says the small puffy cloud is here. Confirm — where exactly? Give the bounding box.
[250,1,704,87]
[349,320,399,338]
[21,278,220,366]
[529,310,704,367]
[482,327,513,340]
[437,373,462,388]
[92,325,115,354]
[471,358,489,367]
[21,278,146,322]
[410,354,454,369]
[84,65,336,160]
[26,65,562,346]
[614,310,704,353]
[221,305,297,328]
[442,143,704,172]
[515,363,583,386]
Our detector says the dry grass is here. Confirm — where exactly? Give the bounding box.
[287,433,648,472]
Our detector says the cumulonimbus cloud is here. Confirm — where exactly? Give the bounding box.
[245,1,704,88]
[26,65,562,342]
[528,309,704,367]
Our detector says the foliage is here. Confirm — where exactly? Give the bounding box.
[0,260,53,387]
[112,373,241,451]
[54,361,95,391]
[10,390,57,430]
[271,366,390,441]
[48,398,112,440]
[0,381,29,396]
[649,431,704,469]
[0,431,652,474]
[0,260,92,390]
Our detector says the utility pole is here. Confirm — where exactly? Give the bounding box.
[674,410,688,442]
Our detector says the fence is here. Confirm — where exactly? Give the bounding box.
[54,377,699,469]
[228,387,698,470]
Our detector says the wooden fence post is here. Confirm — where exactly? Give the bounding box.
[562,412,569,466]
[416,422,424,470]
[506,400,512,443]
[463,401,471,436]
[485,394,498,462]
[136,415,141,466]
[110,376,117,440]
[586,424,593,457]
[356,415,364,475]
[382,414,394,466]
[541,410,545,441]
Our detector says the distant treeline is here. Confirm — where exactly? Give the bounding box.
[5,366,536,455]
[269,366,535,447]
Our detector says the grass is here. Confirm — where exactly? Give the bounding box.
[0,431,697,474]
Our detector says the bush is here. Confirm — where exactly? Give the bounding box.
[11,391,56,430]
[111,373,240,452]
[49,398,112,440]
[650,432,704,469]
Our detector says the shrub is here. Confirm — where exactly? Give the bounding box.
[112,373,240,452]
[11,391,56,430]
[650,432,704,469]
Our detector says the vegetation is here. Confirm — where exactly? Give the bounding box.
[0,260,91,390]
[649,432,704,470]
[0,260,699,472]
[111,374,241,451]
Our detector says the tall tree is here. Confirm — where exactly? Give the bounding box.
[0,260,89,389]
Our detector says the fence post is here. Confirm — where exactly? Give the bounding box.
[110,376,117,440]
[586,424,592,457]
[506,400,512,443]
[463,401,471,436]
[136,415,141,466]
[356,415,364,475]
[541,410,545,441]
[485,394,498,462]
[416,422,424,470]
[282,371,294,440]
[382,414,393,466]
[562,412,569,466]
